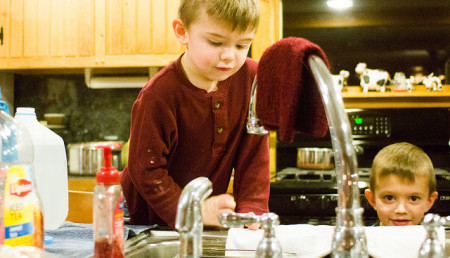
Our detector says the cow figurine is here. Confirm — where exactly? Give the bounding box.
[331,70,350,92]
[406,76,414,92]
[422,73,442,92]
[355,63,390,93]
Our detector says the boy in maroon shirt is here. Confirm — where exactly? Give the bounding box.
[121,0,270,230]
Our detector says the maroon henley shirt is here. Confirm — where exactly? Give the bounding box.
[121,55,270,229]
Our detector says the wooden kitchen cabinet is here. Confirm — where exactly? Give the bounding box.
[0,0,183,69]
[0,0,96,68]
[67,178,96,223]
[95,0,183,67]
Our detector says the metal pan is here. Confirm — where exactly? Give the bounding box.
[67,141,123,175]
[297,147,334,170]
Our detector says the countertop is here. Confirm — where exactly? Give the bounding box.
[43,222,449,258]
[44,221,154,258]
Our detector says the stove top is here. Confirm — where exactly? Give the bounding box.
[271,167,450,194]
[276,167,449,183]
[269,167,450,224]
[276,167,372,182]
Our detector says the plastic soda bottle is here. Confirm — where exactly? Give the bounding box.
[0,109,44,248]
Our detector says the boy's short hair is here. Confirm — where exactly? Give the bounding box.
[370,142,436,195]
[178,0,260,32]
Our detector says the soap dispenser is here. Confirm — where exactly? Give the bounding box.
[93,143,124,258]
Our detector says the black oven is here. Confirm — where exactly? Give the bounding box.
[270,108,450,226]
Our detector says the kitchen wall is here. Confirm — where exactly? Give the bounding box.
[14,74,141,146]
[0,73,14,110]
[282,0,450,86]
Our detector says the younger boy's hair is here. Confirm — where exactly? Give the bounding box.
[370,142,436,195]
[178,0,260,32]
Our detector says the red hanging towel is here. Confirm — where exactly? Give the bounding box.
[256,37,330,143]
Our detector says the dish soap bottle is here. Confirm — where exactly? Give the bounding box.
[0,88,11,115]
[0,108,44,248]
[14,107,69,230]
[93,143,124,258]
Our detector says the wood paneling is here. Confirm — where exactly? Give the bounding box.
[252,0,281,61]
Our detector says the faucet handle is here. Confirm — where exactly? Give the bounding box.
[259,212,280,229]
[422,213,446,227]
[256,213,282,258]
[219,212,280,229]
[418,213,446,258]
[219,212,283,258]
[219,212,259,228]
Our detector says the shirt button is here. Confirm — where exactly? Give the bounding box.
[217,126,224,134]
[214,102,221,109]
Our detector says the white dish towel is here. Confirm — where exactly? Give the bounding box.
[225,224,445,258]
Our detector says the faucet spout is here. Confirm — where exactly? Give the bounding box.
[308,55,367,257]
[247,76,268,135]
[175,177,212,258]
[246,51,367,257]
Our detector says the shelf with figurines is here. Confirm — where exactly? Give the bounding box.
[330,63,450,109]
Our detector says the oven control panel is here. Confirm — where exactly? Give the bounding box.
[348,111,391,138]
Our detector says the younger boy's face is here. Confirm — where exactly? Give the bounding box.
[364,174,438,226]
[173,10,256,88]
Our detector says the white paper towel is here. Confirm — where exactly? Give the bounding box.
[226,224,446,258]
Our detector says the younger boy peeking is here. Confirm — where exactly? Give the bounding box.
[120,0,269,230]
[364,142,438,226]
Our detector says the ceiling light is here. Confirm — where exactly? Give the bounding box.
[327,0,353,10]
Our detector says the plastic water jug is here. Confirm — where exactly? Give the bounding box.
[15,107,68,230]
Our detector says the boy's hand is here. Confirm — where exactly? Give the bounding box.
[201,194,236,227]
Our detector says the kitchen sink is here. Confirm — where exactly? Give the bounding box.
[126,240,180,258]
[124,229,256,258]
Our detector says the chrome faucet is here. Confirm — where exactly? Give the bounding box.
[419,213,449,258]
[219,212,282,258]
[246,55,368,257]
[308,55,367,257]
[175,177,212,258]
[247,76,268,135]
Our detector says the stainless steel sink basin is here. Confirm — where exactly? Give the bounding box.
[125,229,253,258]
[126,240,180,258]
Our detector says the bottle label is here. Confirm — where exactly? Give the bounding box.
[0,167,7,245]
[3,165,43,247]
[113,196,124,250]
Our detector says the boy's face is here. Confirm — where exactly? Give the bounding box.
[173,11,255,87]
[364,174,438,226]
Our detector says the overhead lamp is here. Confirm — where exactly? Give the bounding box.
[327,0,353,10]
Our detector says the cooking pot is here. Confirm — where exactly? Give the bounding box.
[297,147,334,170]
[67,141,123,176]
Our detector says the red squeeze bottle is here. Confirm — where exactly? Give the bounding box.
[93,143,124,258]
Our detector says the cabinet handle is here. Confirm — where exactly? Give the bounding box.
[0,27,3,45]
